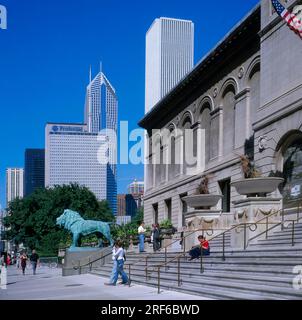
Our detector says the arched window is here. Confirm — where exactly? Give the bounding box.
[281,135,302,206]
[249,64,260,125]
[200,103,211,165]
[182,116,192,175]
[154,135,161,185]
[168,128,177,180]
[222,85,236,156]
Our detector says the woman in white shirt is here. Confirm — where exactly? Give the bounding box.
[105,241,129,285]
[138,222,146,253]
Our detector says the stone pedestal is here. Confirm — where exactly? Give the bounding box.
[62,247,111,276]
[231,197,282,249]
[184,210,222,251]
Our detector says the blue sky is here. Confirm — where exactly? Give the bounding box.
[0,0,259,208]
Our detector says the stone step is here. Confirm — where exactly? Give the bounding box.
[91,269,302,300]
[123,255,302,266]
[93,264,294,288]
[250,239,302,246]
[97,260,298,276]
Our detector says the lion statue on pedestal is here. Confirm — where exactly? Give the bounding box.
[56,209,114,248]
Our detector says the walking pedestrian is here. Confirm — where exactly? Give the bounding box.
[6,254,11,266]
[105,242,118,285]
[138,221,146,253]
[105,241,130,286]
[20,252,28,275]
[30,250,40,275]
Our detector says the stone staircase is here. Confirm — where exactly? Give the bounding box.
[90,223,302,300]
[249,220,302,247]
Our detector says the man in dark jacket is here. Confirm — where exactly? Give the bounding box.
[30,250,39,275]
[153,224,161,252]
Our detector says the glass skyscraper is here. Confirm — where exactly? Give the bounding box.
[84,70,118,215]
[24,149,45,197]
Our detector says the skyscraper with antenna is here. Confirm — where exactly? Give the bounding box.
[84,64,118,215]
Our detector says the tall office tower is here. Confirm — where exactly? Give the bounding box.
[84,69,118,215]
[24,149,45,196]
[6,168,24,206]
[84,70,118,134]
[145,17,194,112]
[45,123,117,215]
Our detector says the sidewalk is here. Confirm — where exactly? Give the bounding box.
[0,266,211,300]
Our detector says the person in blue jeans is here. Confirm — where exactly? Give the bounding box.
[108,243,118,284]
[138,221,146,253]
[105,241,130,286]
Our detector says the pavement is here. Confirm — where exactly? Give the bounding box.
[0,265,211,300]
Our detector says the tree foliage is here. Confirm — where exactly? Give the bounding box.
[4,184,114,256]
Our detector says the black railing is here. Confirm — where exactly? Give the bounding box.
[145,204,302,294]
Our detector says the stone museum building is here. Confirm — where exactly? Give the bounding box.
[139,0,302,233]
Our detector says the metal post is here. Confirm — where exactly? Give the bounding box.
[222,232,226,261]
[177,257,181,287]
[200,248,204,273]
[128,265,131,286]
[145,256,148,281]
[292,221,295,247]
[165,247,167,271]
[183,235,186,253]
[157,267,160,294]
[281,208,284,231]
[243,224,247,250]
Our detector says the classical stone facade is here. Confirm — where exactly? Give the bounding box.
[139,0,302,233]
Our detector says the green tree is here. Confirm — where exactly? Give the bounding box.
[4,184,114,256]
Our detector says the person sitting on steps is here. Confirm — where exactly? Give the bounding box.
[188,235,210,261]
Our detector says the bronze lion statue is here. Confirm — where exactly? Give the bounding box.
[56,209,114,248]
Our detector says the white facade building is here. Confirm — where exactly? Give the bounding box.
[6,168,24,206]
[45,123,109,206]
[145,17,194,113]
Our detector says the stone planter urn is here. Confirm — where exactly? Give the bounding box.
[182,194,223,209]
[230,177,284,197]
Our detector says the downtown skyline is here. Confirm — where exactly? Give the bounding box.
[0,0,259,208]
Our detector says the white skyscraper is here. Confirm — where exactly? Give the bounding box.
[45,123,112,208]
[6,168,24,206]
[145,17,194,112]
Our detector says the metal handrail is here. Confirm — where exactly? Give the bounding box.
[246,201,302,246]
[72,250,113,273]
[125,227,216,279]
[146,207,293,293]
